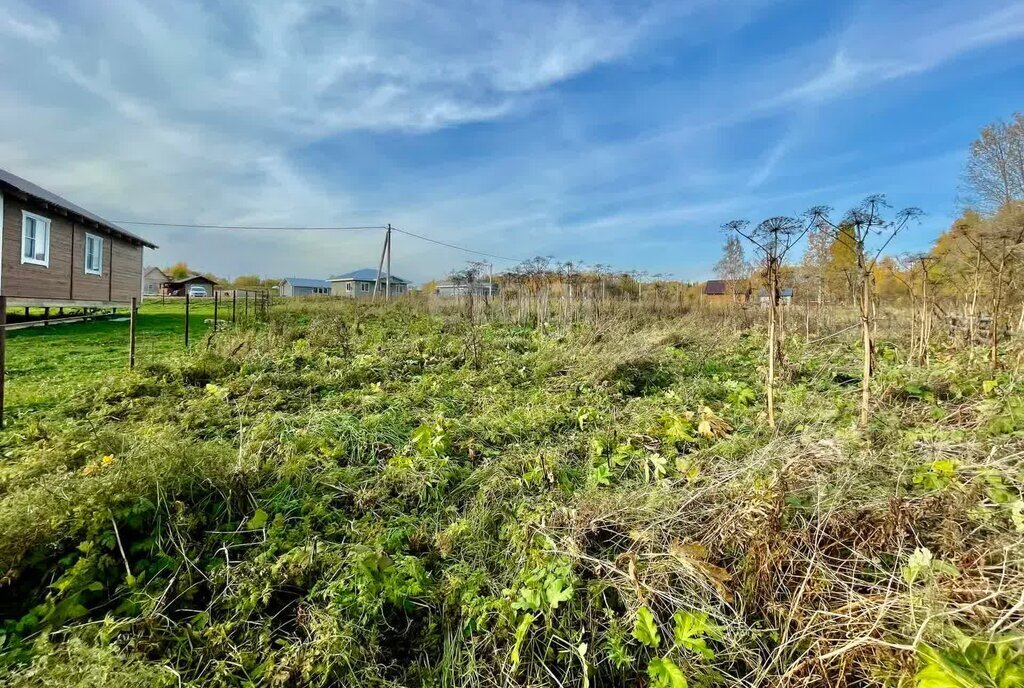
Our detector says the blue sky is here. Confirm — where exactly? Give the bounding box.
[1,0,1022,283]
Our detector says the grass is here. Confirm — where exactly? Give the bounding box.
[3,300,250,418]
[0,300,1020,687]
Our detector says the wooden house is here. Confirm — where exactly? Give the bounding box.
[0,168,156,308]
[143,266,169,296]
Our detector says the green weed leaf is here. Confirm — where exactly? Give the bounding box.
[632,606,661,648]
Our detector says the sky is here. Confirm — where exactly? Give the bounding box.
[1,0,1023,284]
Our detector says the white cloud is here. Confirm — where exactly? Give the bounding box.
[0,0,1020,282]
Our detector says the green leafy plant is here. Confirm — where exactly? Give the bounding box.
[648,657,688,688]
[672,611,722,660]
[916,634,1024,687]
[632,606,661,648]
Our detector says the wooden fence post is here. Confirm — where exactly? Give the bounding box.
[232,290,237,323]
[184,291,191,348]
[213,291,219,333]
[129,297,137,369]
[245,291,249,320]
[0,295,6,428]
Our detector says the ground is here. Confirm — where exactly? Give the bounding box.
[5,300,237,418]
[0,300,1020,687]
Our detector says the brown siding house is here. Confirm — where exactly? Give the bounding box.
[0,169,156,307]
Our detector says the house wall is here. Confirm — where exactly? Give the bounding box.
[331,279,406,298]
[143,269,168,295]
[289,285,329,296]
[0,194,144,304]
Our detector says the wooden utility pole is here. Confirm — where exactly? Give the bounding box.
[373,226,389,302]
[386,224,392,302]
[129,297,137,369]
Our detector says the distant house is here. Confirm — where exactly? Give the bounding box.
[0,168,157,308]
[757,287,794,307]
[703,279,750,302]
[279,277,331,297]
[329,268,410,298]
[161,273,218,297]
[143,266,168,296]
[434,282,499,298]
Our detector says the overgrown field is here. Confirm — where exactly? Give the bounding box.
[0,301,1021,686]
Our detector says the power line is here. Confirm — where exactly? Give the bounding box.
[113,217,530,264]
[112,220,386,231]
[391,227,526,263]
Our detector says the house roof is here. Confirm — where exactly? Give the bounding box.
[703,279,729,295]
[329,268,410,284]
[283,277,331,289]
[144,266,169,279]
[166,273,219,285]
[0,168,158,248]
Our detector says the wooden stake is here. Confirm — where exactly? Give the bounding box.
[129,296,137,369]
[184,291,191,348]
[213,291,219,333]
[232,290,237,323]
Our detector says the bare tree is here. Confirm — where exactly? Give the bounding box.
[713,235,750,302]
[963,113,1024,212]
[810,196,922,427]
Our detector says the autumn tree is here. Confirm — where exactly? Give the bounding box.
[233,274,262,287]
[166,262,191,279]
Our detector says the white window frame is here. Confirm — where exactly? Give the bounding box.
[359,282,369,292]
[21,211,51,267]
[84,232,103,275]
[345,282,353,292]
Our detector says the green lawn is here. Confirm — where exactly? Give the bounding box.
[3,300,249,420]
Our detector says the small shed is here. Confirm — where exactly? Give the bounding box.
[161,273,218,297]
[757,287,794,307]
[280,277,331,297]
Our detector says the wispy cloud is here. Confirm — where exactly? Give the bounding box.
[0,0,1019,281]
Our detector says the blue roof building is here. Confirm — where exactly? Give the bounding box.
[279,277,331,297]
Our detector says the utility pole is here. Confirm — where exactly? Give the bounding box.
[372,225,389,302]
[386,224,392,302]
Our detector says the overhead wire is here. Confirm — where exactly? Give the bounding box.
[112,218,532,264]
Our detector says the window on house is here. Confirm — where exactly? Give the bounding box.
[359,282,369,292]
[84,233,103,275]
[346,282,353,291]
[21,211,51,266]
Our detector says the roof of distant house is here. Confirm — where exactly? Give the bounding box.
[165,273,219,285]
[329,268,410,284]
[282,277,331,289]
[0,167,158,248]
[703,279,729,295]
